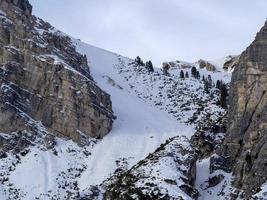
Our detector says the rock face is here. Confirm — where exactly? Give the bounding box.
[0,0,32,16]
[0,0,114,145]
[198,59,217,72]
[216,21,267,198]
[223,55,239,71]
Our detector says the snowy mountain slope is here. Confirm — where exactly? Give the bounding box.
[0,30,233,199]
[75,40,195,188]
[0,28,195,199]
[5,0,267,199]
[110,56,231,131]
[103,136,199,200]
[73,41,234,199]
[1,138,98,199]
[0,2,235,199]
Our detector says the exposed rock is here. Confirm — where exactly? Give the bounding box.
[198,59,217,72]
[162,62,170,75]
[207,174,225,188]
[0,0,114,146]
[223,55,240,71]
[215,21,267,198]
[0,0,32,17]
[163,61,193,69]
[190,111,228,158]
[43,134,56,149]
[102,136,199,200]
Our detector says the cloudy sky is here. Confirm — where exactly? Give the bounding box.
[29,0,267,66]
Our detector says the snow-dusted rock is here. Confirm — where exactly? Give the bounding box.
[0,0,114,146]
[103,136,198,200]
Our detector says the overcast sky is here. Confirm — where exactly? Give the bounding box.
[29,0,267,66]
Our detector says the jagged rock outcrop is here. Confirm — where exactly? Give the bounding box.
[102,136,199,200]
[214,21,267,198]
[223,55,240,71]
[198,59,217,72]
[0,0,114,146]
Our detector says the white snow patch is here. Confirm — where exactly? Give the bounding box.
[75,40,195,187]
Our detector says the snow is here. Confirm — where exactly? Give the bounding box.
[195,156,234,200]
[9,150,58,199]
[106,56,229,131]
[0,16,234,199]
[0,35,195,199]
[131,136,197,199]
[6,138,97,199]
[0,186,6,200]
[75,40,195,188]
[0,9,6,16]
[253,182,267,199]
[166,58,232,83]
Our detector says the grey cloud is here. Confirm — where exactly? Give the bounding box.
[29,0,267,66]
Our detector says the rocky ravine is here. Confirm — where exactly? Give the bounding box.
[214,21,267,199]
[0,0,114,149]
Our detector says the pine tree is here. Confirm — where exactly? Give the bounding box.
[180,70,185,79]
[207,75,212,86]
[145,60,154,72]
[135,56,141,64]
[202,75,205,82]
[185,71,189,78]
[204,79,210,93]
[218,82,228,108]
[196,71,200,79]
[135,56,144,66]
[191,66,197,78]
[216,80,221,89]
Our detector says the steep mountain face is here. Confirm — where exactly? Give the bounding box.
[214,21,267,198]
[0,0,114,147]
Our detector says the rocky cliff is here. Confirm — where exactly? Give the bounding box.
[215,21,267,198]
[0,0,114,147]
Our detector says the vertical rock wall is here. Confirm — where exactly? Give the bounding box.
[216,21,267,198]
[0,0,115,145]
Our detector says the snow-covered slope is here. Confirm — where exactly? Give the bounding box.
[75,41,195,188]
[73,41,233,199]
[0,6,234,198]
[0,35,195,199]
[111,56,231,130]
[103,136,199,200]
